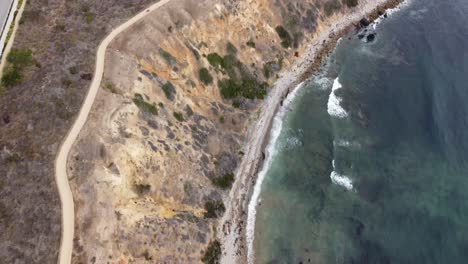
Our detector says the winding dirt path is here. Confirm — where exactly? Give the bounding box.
[55,1,172,263]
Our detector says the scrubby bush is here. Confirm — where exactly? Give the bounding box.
[159,48,177,65]
[161,82,176,100]
[343,0,358,7]
[7,48,33,66]
[202,240,222,264]
[1,48,35,87]
[85,13,94,24]
[173,111,184,122]
[246,40,256,48]
[218,78,267,100]
[204,200,225,218]
[218,79,239,99]
[207,53,225,68]
[324,0,342,16]
[1,67,22,87]
[210,173,235,190]
[226,42,237,54]
[275,26,293,48]
[134,183,151,195]
[133,93,158,115]
[199,68,213,85]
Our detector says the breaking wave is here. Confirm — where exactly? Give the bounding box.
[327,78,348,118]
[246,82,305,264]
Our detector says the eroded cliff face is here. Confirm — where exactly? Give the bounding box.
[69,0,354,262]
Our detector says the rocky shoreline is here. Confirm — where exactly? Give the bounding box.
[219,0,405,263]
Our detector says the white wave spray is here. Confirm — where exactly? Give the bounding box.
[330,160,353,190]
[372,0,412,30]
[327,77,348,118]
[246,82,304,264]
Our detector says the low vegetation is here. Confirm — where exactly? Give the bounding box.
[204,200,225,218]
[133,93,158,115]
[202,240,222,264]
[104,82,118,94]
[205,49,268,100]
[159,48,177,65]
[207,53,225,69]
[199,68,213,85]
[218,78,267,99]
[173,111,184,122]
[246,40,256,48]
[161,81,176,101]
[275,26,293,48]
[324,0,342,16]
[210,173,235,190]
[263,60,282,79]
[343,0,358,7]
[134,182,151,195]
[85,13,94,24]
[226,42,237,54]
[1,48,34,87]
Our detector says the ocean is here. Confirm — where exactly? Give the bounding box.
[251,0,468,263]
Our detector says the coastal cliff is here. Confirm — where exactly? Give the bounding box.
[67,0,402,263]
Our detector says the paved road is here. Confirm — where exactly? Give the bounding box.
[55,0,172,263]
[0,0,14,36]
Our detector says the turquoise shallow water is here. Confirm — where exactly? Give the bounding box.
[253,0,468,263]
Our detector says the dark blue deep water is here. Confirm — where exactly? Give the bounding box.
[253,0,468,263]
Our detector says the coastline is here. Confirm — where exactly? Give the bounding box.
[219,0,404,263]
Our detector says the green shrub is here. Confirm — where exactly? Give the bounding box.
[246,40,256,48]
[207,53,225,68]
[104,83,118,94]
[85,13,94,24]
[183,182,193,195]
[161,82,176,100]
[133,93,158,115]
[204,200,225,218]
[199,68,213,85]
[1,67,22,87]
[210,173,234,190]
[244,79,267,99]
[218,78,267,100]
[343,0,358,7]
[275,26,293,48]
[173,112,184,122]
[218,79,240,99]
[202,240,222,264]
[134,183,151,195]
[324,0,342,16]
[159,48,177,65]
[226,42,237,54]
[7,48,33,66]
[69,66,78,75]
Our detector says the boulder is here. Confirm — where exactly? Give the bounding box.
[360,18,370,27]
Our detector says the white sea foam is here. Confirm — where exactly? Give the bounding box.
[246,82,304,264]
[330,160,353,190]
[285,136,302,149]
[327,78,348,118]
[334,140,361,148]
[313,75,333,91]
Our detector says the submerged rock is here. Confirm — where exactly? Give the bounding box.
[360,18,371,27]
[367,33,376,42]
